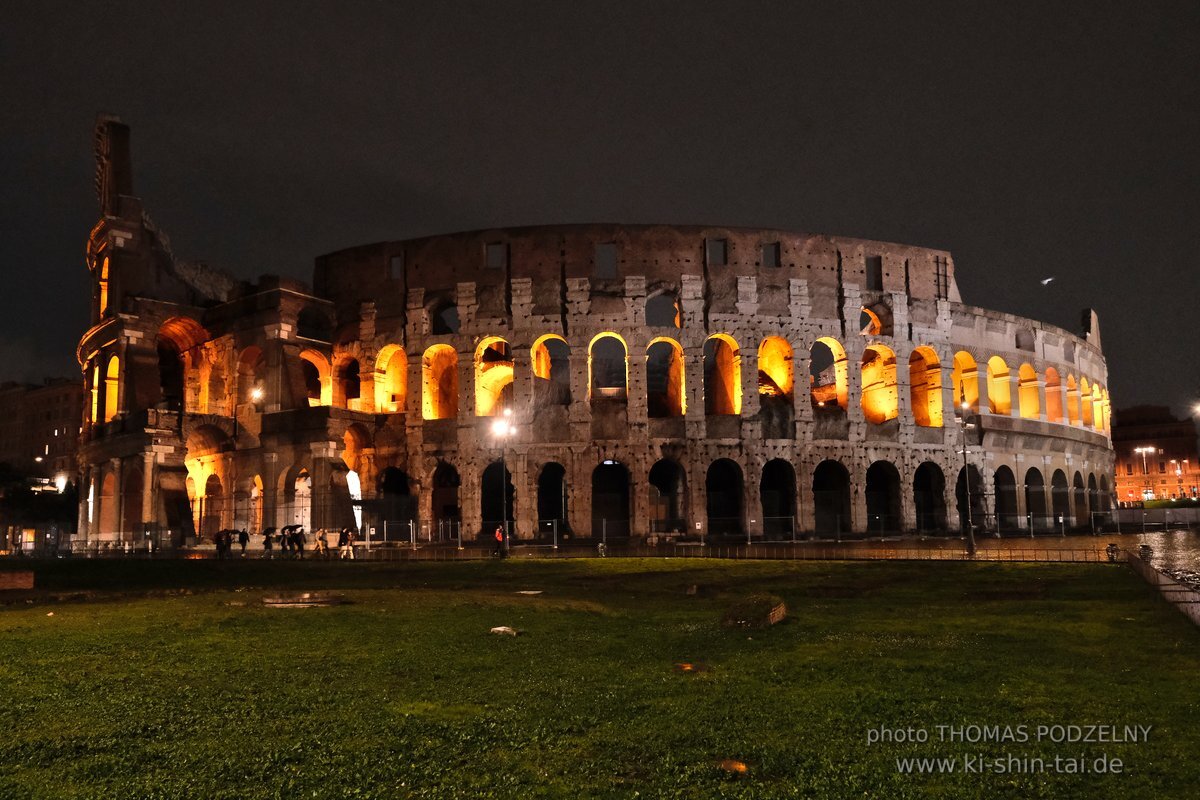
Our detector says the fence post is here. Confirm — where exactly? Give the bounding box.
[791,516,796,544]
[410,520,416,550]
[552,519,558,550]
[457,521,462,550]
[602,518,607,546]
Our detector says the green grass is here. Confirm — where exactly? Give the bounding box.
[1,558,1199,798]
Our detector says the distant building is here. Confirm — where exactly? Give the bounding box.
[0,378,84,485]
[1111,406,1200,503]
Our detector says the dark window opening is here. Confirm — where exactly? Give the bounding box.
[706,238,728,266]
[761,242,781,268]
[865,256,883,291]
[486,242,508,269]
[388,253,404,280]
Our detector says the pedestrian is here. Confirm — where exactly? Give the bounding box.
[280,526,292,556]
[337,527,349,559]
[346,528,356,559]
[262,527,275,558]
[493,525,505,558]
[238,529,249,557]
[294,527,306,559]
[315,528,329,558]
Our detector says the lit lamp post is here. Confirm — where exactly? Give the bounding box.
[959,399,977,556]
[491,408,517,547]
[1134,446,1155,501]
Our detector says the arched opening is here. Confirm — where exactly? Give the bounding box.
[1018,364,1040,419]
[589,333,628,403]
[865,461,902,533]
[951,351,980,412]
[1024,468,1047,530]
[758,337,794,399]
[1066,375,1081,425]
[703,335,741,415]
[157,317,209,413]
[536,463,568,535]
[1097,474,1112,512]
[648,459,687,533]
[810,338,849,412]
[103,355,120,422]
[237,346,265,407]
[1072,471,1088,529]
[1051,469,1070,527]
[760,459,796,537]
[591,461,630,537]
[909,347,943,427]
[531,335,571,406]
[430,300,460,335]
[431,462,461,539]
[481,460,515,534]
[988,465,1017,527]
[422,344,459,420]
[98,470,118,536]
[812,460,851,535]
[987,357,1012,415]
[955,465,986,533]
[374,345,407,413]
[646,292,681,328]
[299,350,331,407]
[706,459,744,535]
[646,338,685,417]
[290,470,312,531]
[376,467,415,535]
[861,345,898,425]
[475,337,514,417]
[89,361,100,424]
[994,466,1019,529]
[201,474,224,539]
[913,462,947,532]
[1080,378,1094,427]
[335,357,362,410]
[1042,367,1062,423]
[1091,384,1103,431]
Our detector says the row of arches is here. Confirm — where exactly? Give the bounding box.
[85,315,1108,441]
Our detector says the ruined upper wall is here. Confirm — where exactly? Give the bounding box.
[313,224,962,325]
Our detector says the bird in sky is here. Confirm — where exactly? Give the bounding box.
[1040,277,1055,285]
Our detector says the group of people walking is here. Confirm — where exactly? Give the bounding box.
[213,526,357,559]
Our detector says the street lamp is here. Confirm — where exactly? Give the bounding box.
[959,399,977,556]
[491,408,517,543]
[1134,446,1155,501]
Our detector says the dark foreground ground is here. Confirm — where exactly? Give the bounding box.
[1,559,1198,799]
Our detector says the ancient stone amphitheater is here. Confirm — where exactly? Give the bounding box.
[77,118,1115,547]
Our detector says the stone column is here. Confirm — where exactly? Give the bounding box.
[110,458,124,542]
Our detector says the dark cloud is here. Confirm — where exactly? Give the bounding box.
[2,1,1197,414]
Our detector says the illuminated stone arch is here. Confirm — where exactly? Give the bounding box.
[908,346,942,427]
[474,336,514,417]
[371,344,407,413]
[332,354,363,410]
[758,336,794,400]
[645,291,681,328]
[299,349,332,407]
[1091,383,1104,432]
[986,357,1012,415]
[422,344,459,420]
[1065,374,1081,425]
[103,354,120,422]
[157,316,210,413]
[810,337,849,411]
[951,351,980,412]
[860,344,898,425]
[703,333,741,416]
[1044,367,1063,423]
[646,337,685,417]
[588,332,628,402]
[98,470,118,536]
[531,334,571,406]
[1017,363,1040,419]
[1080,377,1094,427]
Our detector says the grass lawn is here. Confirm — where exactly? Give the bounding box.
[1,558,1199,798]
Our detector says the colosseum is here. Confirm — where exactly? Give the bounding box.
[76,117,1116,548]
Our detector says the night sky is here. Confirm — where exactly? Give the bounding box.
[3,2,1197,416]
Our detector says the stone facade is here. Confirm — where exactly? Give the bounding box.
[76,117,1116,545]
